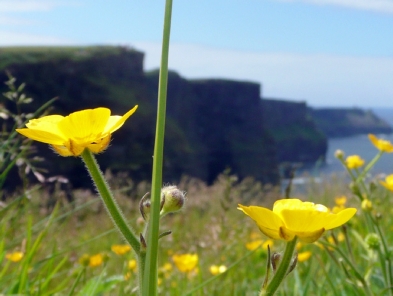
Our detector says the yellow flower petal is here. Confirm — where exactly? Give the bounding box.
[324,208,357,230]
[16,115,66,145]
[6,251,24,262]
[172,253,198,273]
[16,106,138,157]
[369,134,393,152]
[238,204,283,240]
[345,155,365,169]
[58,108,111,144]
[380,174,393,191]
[103,105,138,134]
[238,199,357,244]
[297,251,312,262]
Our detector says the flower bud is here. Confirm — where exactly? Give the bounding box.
[361,199,373,212]
[160,185,185,216]
[78,254,91,267]
[139,192,151,221]
[365,233,381,250]
[334,149,345,160]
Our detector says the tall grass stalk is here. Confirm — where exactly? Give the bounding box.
[142,0,173,295]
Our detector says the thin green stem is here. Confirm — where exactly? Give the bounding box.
[80,149,140,252]
[142,1,173,295]
[356,151,383,184]
[262,237,298,296]
[67,267,85,296]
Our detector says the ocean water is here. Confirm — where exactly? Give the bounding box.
[295,107,393,180]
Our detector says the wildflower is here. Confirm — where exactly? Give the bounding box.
[78,254,91,267]
[334,149,345,160]
[89,253,104,268]
[16,106,138,156]
[297,251,312,262]
[209,264,227,275]
[246,239,263,251]
[246,239,273,251]
[368,134,393,153]
[238,199,357,243]
[361,199,373,212]
[380,174,393,191]
[335,196,347,206]
[160,185,186,216]
[111,244,131,255]
[128,259,137,271]
[345,155,365,169]
[172,253,198,273]
[5,251,24,262]
[365,233,381,250]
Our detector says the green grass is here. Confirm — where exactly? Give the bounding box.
[1,169,392,295]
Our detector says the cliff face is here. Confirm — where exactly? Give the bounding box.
[310,108,393,138]
[262,99,328,163]
[0,46,326,187]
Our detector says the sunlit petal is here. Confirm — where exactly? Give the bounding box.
[238,204,283,240]
[104,105,138,134]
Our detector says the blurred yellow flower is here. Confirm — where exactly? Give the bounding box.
[246,239,263,251]
[5,251,24,262]
[369,134,393,153]
[380,174,393,191]
[335,196,347,206]
[89,253,104,268]
[209,264,227,275]
[238,199,357,243]
[297,251,312,262]
[111,244,131,255]
[337,232,345,242]
[128,259,137,271]
[361,199,373,211]
[161,262,173,273]
[172,253,198,273]
[246,239,273,251]
[345,155,365,169]
[16,106,138,156]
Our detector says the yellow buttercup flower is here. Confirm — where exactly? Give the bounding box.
[172,253,198,273]
[111,244,131,255]
[297,251,312,262]
[89,253,104,268]
[5,251,24,262]
[238,199,357,243]
[209,264,227,275]
[128,259,137,271]
[368,134,393,153]
[246,239,274,251]
[345,155,364,169]
[16,106,138,156]
[380,174,393,191]
[334,196,347,206]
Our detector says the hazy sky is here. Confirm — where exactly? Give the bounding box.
[1,0,393,107]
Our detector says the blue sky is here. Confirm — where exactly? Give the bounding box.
[1,0,393,107]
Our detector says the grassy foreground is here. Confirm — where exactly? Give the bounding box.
[1,169,391,295]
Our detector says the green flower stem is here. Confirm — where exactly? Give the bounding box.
[261,237,298,296]
[356,151,383,184]
[68,267,86,296]
[142,0,173,295]
[80,149,140,252]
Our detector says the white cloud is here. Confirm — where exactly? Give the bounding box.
[0,30,74,45]
[132,41,393,107]
[276,0,393,14]
[0,0,79,12]
[0,15,36,25]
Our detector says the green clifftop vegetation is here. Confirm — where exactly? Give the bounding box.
[310,107,393,137]
[0,46,335,188]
